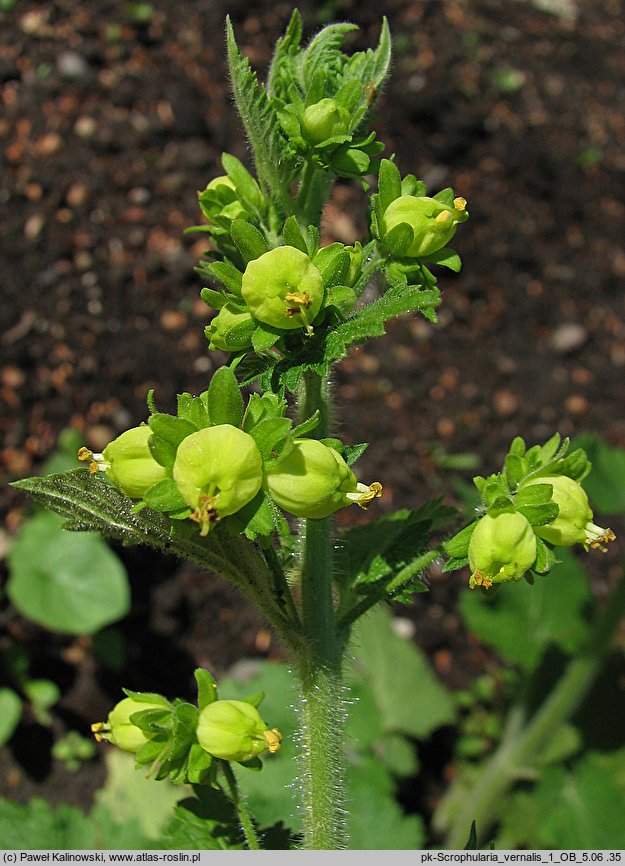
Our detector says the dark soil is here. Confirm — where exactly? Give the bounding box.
[1,0,624,836]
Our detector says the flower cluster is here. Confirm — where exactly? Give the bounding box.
[79,369,381,539]
[91,670,281,783]
[443,435,615,589]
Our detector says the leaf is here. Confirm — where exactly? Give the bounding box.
[267,9,303,98]
[378,158,402,213]
[142,477,188,513]
[221,152,262,213]
[426,247,462,271]
[0,689,21,746]
[349,606,455,738]
[575,433,625,515]
[207,366,244,427]
[252,322,281,353]
[195,668,218,710]
[11,471,277,600]
[460,547,591,672]
[247,417,293,463]
[148,414,198,468]
[496,749,625,849]
[205,261,243,295]
[7,511,129,635]
[282,215,308,253]
[0,799,95,849]
[230,218,268,263]
[226,18,297,204]
[301,23,358,91]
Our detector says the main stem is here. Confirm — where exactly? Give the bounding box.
[296,372,347,849]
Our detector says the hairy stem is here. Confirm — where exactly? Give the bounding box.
[295,372,347,849]
[442,567,625,848]
[221,761,261,850]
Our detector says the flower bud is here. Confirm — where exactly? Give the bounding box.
[205,303,254,352]
[265,438,382,519]
[173,425,263,535]
[79,426,169,499]
[241,246,324,331]
[468,512,536,589]
[522,475,615,551]
[196,699,282,763]
[91,697,167,753]
[381,194,469,258]
[301,98,351,145]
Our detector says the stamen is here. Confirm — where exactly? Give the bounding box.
[469,571,493,590]
[264,728,283,754]
[190,494,221,536]
[435,211,451,223]
[355,481,383,509]
[453,196,467,211]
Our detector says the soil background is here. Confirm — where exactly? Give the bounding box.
[1,0,625,839]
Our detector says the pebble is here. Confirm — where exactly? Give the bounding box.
[549,322,588,354]
[493,388,520,416]
[57,51,90,80]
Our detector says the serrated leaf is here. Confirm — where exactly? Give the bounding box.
[442,555,469,573]
[267,9,303,99]
[206,366,243,427]
[11,471,277,603]
[7,511,129,635]
[248,417,293,462]
[226,18,297,206]
[301,23,358,91]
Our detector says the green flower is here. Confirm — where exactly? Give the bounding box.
[522,475,615,551]
[265,438,382,519]
[468,512,537,589]
[173,425,263,535]
[91,697,168,754]
[196,699,282,763]
[205,303,255,351]
[79,426,169,499]
[241,246,324,331]
[381,194,469,258]
[301,98,351,146]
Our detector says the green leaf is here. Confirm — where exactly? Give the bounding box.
[177,392,210,429]
[496,749,625,849]
[148,413,198,468]
[313,242,349,287]
[230,218,268,263]
[142,477,188,513]
[11,471,277,601]
[0,689,21,746]
[282,215,308,253]
[248,417,293,463]
[443,521,478,559]
[205,261,243,295]
[426,247,462,271]
[206,366,243,427]
[575,433,625,515]
[516,502,559,526]
[195,669,218,710]
[221,152,262,213]
[252,322,282,353]
[459,547,591,672]
[226,18,297,204]
[0,799,95,849]
[7,511,129,635]
[267,9,303,98]
[514,482,553,507]
[301,23,358,91]
[349,606,455,738]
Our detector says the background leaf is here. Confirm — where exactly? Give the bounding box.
[459,548,591,672]
[7,512,130,635]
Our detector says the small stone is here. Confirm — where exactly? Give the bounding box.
[565,394,588,415]
[57,51,90,80]
[549,323,588,354]
[493,388,520,416]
